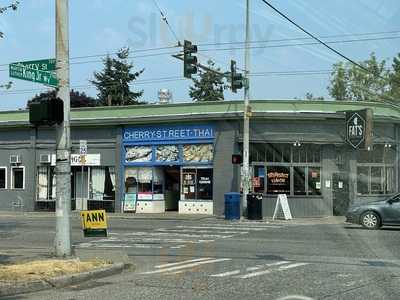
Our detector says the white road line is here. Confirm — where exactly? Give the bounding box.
[142,258,232,275]
[176,225,263,231]
[210,270,241,277]
[235,261,290,279]
[278,263,309,270]
[155,258,212,269]
[156,228,241,236]
[246,265,263,271]
[236,262,308,279]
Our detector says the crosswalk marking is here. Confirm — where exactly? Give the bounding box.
[155,257,212,269]
[278,263,309,270]
[175,225,263,231]
[141,258,232,275]
[234,262,309,279]
[210,270,241,277]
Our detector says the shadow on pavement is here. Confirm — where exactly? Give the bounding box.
[343,226,400,231]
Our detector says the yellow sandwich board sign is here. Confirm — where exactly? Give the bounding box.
[80,210,108,237]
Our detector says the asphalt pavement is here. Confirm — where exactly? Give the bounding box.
[1,213,400,299]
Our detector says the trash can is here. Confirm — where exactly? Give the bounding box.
[224,192,241,220]
[247,193,263,220]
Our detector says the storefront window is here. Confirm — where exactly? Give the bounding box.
[156,145,179,162]
[308,167,321,195]
[197,169,213,200]
[89,167,116,200]
[182,168,213,200]
[153,168,164,200]
[12,167,25,189]
[183,144,213,163]
[267,166,290,194]
[357,166,394,195]
[252,166,265,193]
[125,146,152,163]
[182,169,196,200]
[293,167,306,195]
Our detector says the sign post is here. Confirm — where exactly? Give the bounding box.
[79,140,87,211]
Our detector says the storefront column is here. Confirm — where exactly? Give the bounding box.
[115,127,123,213]
[348,150,358,205]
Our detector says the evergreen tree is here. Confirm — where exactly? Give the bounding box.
[189,60,225,102]
[91,48,144,106]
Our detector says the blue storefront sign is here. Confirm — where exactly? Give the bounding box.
[122,124,215,166]
[123,124,214,144]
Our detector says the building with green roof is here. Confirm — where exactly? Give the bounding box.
[0,100,398,217]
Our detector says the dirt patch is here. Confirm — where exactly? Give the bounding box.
[0,258,111,282]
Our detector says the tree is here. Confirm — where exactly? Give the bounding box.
[91,48,144,106]
[1,1,19,90]
[389,53,400,100]
[27,89,98,109]
[328,62,348,100]
[305,92,324,100]
[189,60,226,102]
[328,53,390,101]
[0,1,19,39]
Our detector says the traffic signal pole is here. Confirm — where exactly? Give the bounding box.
[54,0,72,257]
[242,0,251,214]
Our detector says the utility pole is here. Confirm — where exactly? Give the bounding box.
[242,0,251,214]
[54,0,72,257]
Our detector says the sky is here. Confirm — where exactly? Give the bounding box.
[0,0,399,110]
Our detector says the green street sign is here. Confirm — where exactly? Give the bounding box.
[14,59,56,72]
[9,63,58,87]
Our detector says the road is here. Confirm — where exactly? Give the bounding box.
[1,213,400,299]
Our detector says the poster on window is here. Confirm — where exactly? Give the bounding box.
[267,167,290,194]
[125,146,152,163]
[183,144,213,163]
[156,145,179,162]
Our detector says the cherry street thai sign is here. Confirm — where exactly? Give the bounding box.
[346,109,373,149]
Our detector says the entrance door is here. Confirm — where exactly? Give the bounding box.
[164,166,180,211]
[332,172,349,216]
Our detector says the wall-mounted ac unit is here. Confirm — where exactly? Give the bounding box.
[40,154,51,164]
[10,155,21,164]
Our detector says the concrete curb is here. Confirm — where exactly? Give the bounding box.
[0,262,128,297]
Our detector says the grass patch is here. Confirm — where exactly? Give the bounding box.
[0,258,111,282]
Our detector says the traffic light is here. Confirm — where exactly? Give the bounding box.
[184,40,198,79]
[29,97,64,126]
[232,154,243,164]
[230,60,244,93]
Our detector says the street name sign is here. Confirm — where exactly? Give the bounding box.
[14,59,56,72]
[9,59,58,87]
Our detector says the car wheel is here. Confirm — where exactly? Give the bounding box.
[361,211,381,230]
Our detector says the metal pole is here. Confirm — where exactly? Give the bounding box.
[242,0,251,214]
[55,0,72,257]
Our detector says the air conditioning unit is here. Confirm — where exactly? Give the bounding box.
[40,154,51,164]
[10,155,21,164]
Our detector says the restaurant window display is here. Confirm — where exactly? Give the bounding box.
[249,143,322,196]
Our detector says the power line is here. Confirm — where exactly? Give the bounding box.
[0,34,397,73]
[200,35,400,53]
[198,29,400,47]
[151,0,181,46]
[258,0,379,75]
